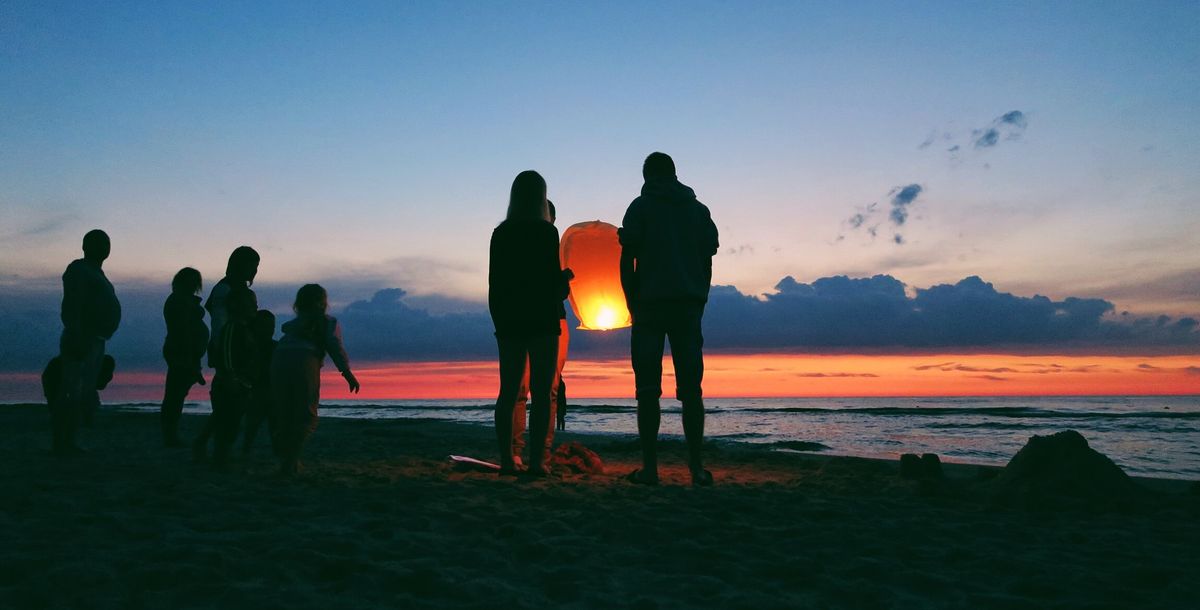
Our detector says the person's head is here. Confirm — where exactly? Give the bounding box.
[225,246,261,286]
[171,267,202,295]
[82,230,111,263]
[547,200,557,225]
[506,170,549,222]
[293,284,328,317]
[225,285,258,322]
[253,309,276,341]
[642,152,676,182]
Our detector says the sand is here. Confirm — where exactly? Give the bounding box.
[1,404,1197,609]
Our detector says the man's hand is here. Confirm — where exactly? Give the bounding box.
[344,371,360,394]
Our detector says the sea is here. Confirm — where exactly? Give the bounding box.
[111,395,1200,479]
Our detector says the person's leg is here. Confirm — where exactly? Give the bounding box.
[52,343,84,454]
[544,319,570,453]
[493,337,528,472]
[289,357,322,472]
[53,338,103,454]
[161,366,194,446]
[630,304,667,480]
[210,380,233,468]
[242,389,267,455]
[667,301,709,483]
[526,333,558,474]
[510,356,530,466]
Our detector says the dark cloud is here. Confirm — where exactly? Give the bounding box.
[1,273,1198,373]
[888,184,922,226]
[700,274,1200,351]
[998,110,1028,128]
[842,186,921,245]
[973,128,1000,149]
[794,372,880,378]
[923,110,1028,158]
[972,110,1028,149]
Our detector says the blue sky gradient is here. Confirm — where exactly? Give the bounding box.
[3,1,1199,317]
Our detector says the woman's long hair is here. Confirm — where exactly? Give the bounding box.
[506,170,549,223]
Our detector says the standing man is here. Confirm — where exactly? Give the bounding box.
[619,152,719,486]
[54,229,121,455]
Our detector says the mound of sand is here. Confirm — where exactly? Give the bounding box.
[993,430,1140,508]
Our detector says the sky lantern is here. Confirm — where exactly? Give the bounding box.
[560,221,632,331]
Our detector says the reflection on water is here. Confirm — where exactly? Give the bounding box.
[138,395,1200,479]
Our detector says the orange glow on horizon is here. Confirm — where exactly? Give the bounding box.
[3,354,1196,403]
[314,354,1200,401]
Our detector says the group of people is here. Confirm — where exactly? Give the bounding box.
[46,151,720,485]
[489,152,719,485]
[47,238,360,476]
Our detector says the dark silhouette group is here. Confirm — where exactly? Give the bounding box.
[47,152,719,485]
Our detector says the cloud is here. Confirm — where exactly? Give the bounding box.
[700,274,1200,351]
[794,372,880,378]
[842,186,922,245]
[1,273,1198,373]
[972,375,1010,382]
[972,110,1028,149]
[888,184,922,226]
[922,110,1029,160]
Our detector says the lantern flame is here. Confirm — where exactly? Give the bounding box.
[560,221,633,331]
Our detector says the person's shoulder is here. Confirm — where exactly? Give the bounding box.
[63,258,88,276]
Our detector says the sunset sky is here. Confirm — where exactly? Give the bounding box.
[2,1,1198,399]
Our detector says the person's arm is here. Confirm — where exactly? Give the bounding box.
[544,224,571,301]
[702,205,719,256]
[619,203,642,306]
[325,318,359,393]
[487,229,502,325]
[59,263,89,357]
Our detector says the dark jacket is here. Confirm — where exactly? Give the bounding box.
[213,319,257,389]
[204,278,253,368]
[61,258,121,342]
[489,218,570,338]
[162,292,209,368]
[619,179,719,304]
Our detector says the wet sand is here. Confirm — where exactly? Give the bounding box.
[0,404,1196,609]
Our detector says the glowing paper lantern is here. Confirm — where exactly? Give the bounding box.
[560,221,632,331]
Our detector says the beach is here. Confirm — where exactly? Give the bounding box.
[1,404,1197,609]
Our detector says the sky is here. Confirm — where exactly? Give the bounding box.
[2,1,1198,398]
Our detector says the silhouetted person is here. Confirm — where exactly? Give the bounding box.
[511,200,571,467]
[556,379,567,431]
[271,284,359,476]
[204,286,258,471]
[489,171,572,476]
[160,267,209,447]
[194,246,259,456]
[205,246,260,366]
[53,229,121,455]
[242,309,277,456]
[619,153,719,486]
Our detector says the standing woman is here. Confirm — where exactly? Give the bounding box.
[489,171,572,476]
[271,284,359,476]
[160,267,209,447]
